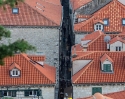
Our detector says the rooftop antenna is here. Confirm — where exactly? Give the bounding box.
[104,35,111,50]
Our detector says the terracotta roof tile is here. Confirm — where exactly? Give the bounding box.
[28,55,45,61]
[0,53,56,86]
[109,36,125,44]
[75,32,125,52]
[70,0,92,10]
[74,0,125,32]
[0,0,61,26]
[25,0,61,25]
[72,51,125,84]
[79,91,125,99]
[100,53,113,63]
[9,62,21,70]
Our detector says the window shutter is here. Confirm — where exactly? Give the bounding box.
[0,91,3,97]
[92,87,102,95]
[24,90,29,96]
[37,89,41,96]
[107,64,111,71]
[103,64,106,71]
[12,91,16,97]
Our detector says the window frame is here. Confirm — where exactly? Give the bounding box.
[0,90,16,97]
[94,23,103,31]
[103,19,109,26]
[116,46,122,51]
[24,90,40,96]
[10,69,20,77]
[92,87,102,95]
[12,8,19,14]
[122,18,125,26]
[103,64,112,72]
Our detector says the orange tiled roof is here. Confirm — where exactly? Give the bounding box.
[76,15,92,19]
[74,0,125,32]
[72,51,125,84]
[100,53,113,63]
[0,53,56,86]
[28,55,45,61]
[9,62,21,70]
[70,0,92,10]
[79,91,125,99]
[0,0,61,26]
[74,32,125,52]
[109,36,125,44]
[25,0,61,25]
[78,93,112,99]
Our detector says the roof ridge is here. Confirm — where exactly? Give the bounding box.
[74,60,94,83]
[24,2,58,26]
[73,52,94,61]
[21,53,54,83]
[87,31,103,46]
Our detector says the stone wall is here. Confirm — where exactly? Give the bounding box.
[73,84,125,99]
[1,27,59,68]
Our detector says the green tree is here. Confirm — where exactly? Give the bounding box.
[0,0,35,65]
[0,0,23,8]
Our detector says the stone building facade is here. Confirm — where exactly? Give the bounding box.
[73,84,125,99]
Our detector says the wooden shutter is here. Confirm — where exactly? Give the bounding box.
[24,90,29,96]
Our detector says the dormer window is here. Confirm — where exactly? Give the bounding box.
[9,62,21,77]
[100,54,113,73]
[103,19,109,26]
[10,69,20,77]
[94,23,103,31]
[12,8,19,14]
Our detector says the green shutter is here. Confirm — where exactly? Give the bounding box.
[12,91,16,97]
[92,87,102,95]
[24,90,29,96]
[103,64,111,72]
[103,64,107,71]
[37,89,41,96]
[0,91,3,97]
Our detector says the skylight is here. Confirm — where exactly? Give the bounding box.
[12,8,19,14]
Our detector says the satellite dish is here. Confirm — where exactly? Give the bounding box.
[104,35,111,43]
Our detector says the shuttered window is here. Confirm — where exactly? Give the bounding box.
[24,89,41,96]
[103,64,111,72]
[92,87,102,95]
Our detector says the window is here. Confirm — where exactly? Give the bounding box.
[10,69,20,77]
[12,8,19,14]
[24,90,41,96]
[0,91,16,97]
[92,87,102,95]
[122,19,125,25]
[116,46,121,51]
[94,24,103,31]
[103,64,112,72]
[103,19,109,25]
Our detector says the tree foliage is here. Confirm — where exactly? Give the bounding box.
[0,0,24,8]
[0,26,35,65]
[0,0,35,65]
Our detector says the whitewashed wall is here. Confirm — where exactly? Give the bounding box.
[110,41,123,51]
